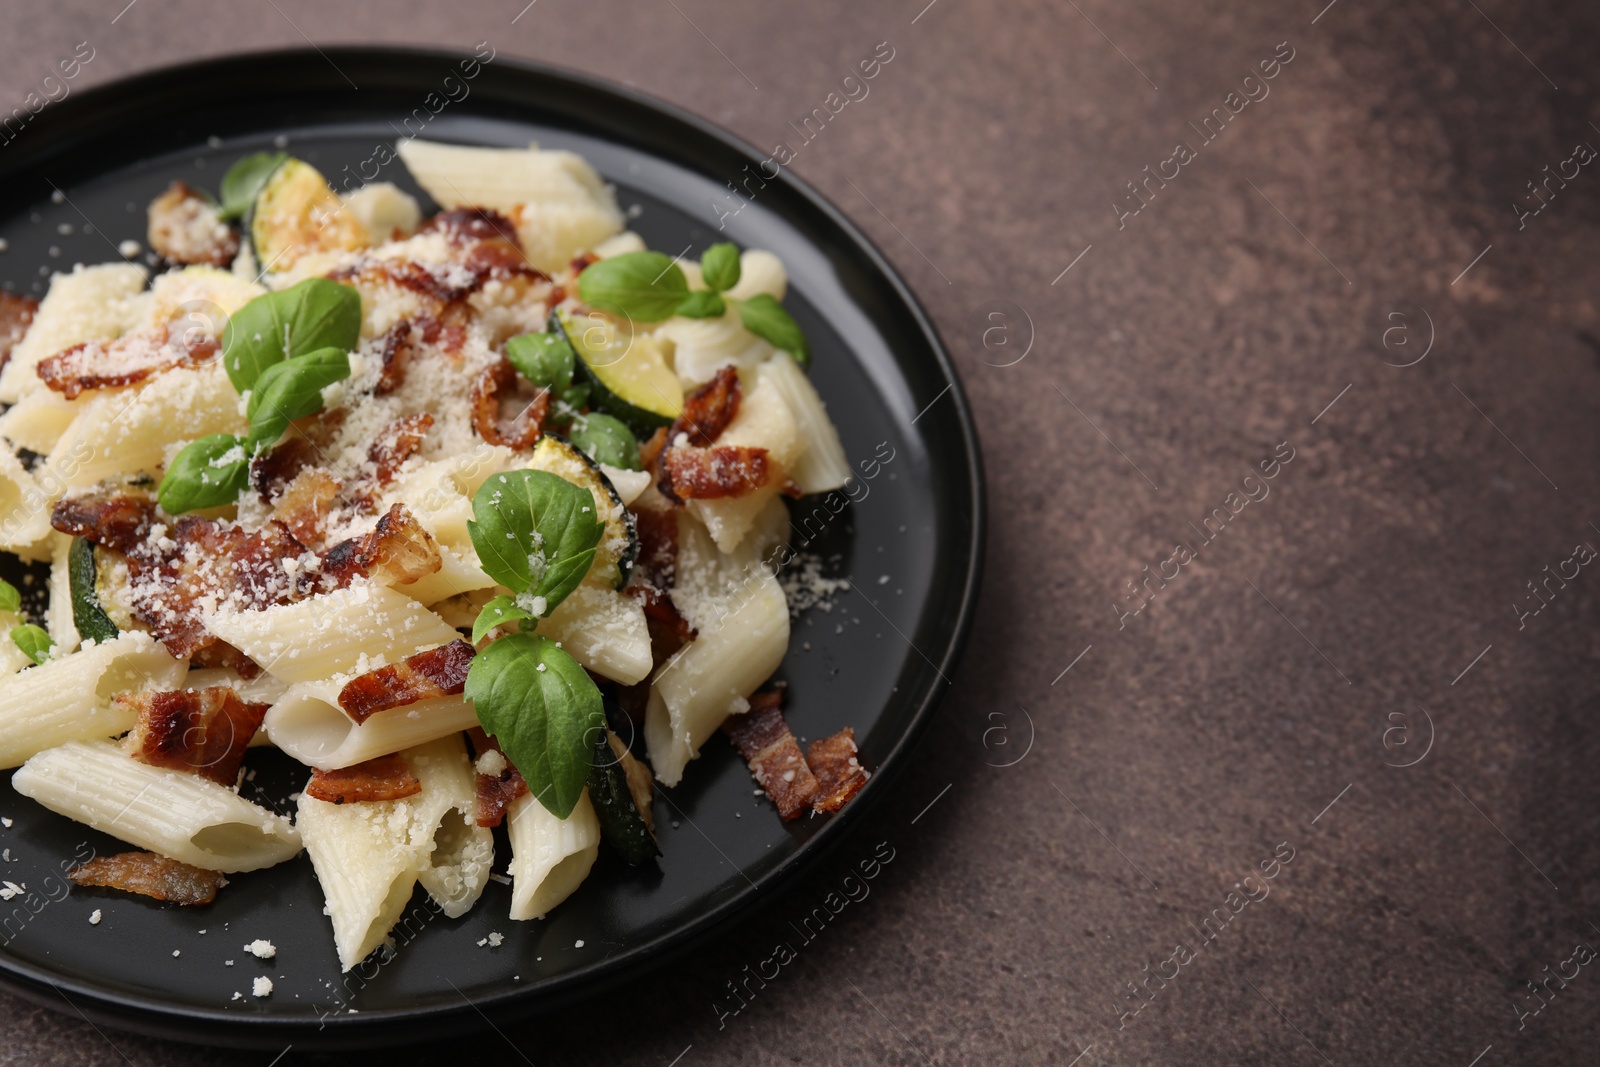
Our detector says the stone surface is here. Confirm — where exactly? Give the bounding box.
[3,0,1599,1064]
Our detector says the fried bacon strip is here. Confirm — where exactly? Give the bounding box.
[51,490,157,554]
[69,851,228,906]
[319,503,441,587]
[337,639,474,723]
[671,365,742,448]
[0,292,39,373]
[659,445,771,500]
[368,412,433,486]
[269,468,341,548]
[119,687,270,786]
[147,180,239,267]
[625,506,695,650]
[807,728,869,813]
[249,409,346,498]
[421,208,546,282]
[468,727,527,828]
[471,357,547,449]
[372,317,464,395]
[722,688,820,822]
[305,754,421,804]
[36,329,218,399]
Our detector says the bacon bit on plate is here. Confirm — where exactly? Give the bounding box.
[659,445,771,500]
[722,688,820,822]
[806,728,870,814]
[471,357,547,449]
[119,687,270,786]
[320,503,441,587]
[337,639,474,723]
[36,329,218,399]
[248,408,346,497]
[70,851,228,906]
[468,727,527,828]
[304,754,421,804]
[0,292,39,373]
[128,517,310,660]
[368,412,433,486]
[147,181,239,267]
[269,467,341,549]
[50,490,157,555]
[670,365,741,448]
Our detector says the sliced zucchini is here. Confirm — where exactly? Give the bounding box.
[528,435,638,589]
[554,310,681,437]
[586,728,658,865]
[249,158,369,271]
[67,537,119,644]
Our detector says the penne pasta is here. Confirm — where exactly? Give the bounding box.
[534,582,652,687]
[506,789,600,921]
[12,739,300,872]
[206,585,459,685]
[265,681,478,770]
[0,263,147,405]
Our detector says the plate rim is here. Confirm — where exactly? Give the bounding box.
[0,44,987,1047]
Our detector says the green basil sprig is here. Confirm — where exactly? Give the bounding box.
[464,469,607,819]
[159,280,359,514]
[574,244,810,366]
[11,624,53,666]
[568,413,641,471]
[0,578,20,615]
[217,151,287,221]
[221,277,361,393]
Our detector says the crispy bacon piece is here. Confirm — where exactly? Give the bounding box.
[37,329,218,399]
[659,445,771,500]
[119,687,269,786]
[0,292,39,373]
[130,517,310,659]
[69,851,227,906]
[336,639,474,723]
[723,688,820,821]
[471,357,547,449]
[807,728,869,813]
[249,409,346,497]
[671,365,741,448]
[638,426,669,470]
[305,754,421,804]
[625,506,695,652]
[147,181,239,267]
[368,413,433,486]
[51,491,157,554]
[421,208,546,282]
[319,503,441,587]
[269,467,341,548]
[468,728,527,828]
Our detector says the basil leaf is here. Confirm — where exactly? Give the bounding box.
[569,413,641,471]
[675,290,725,319]
[245,347,351,448]
[467,469,602,612]
[505,330,574,394]
[11,623,54,666]
[577,252,689,323]
[0,578,19,614]
[218,151,287,221]
[222,278,361,393]
[736,294,810,367]
[470,594,541,644]
[700,242,741,292]
[158,434,251,514]
[464,632,604,819]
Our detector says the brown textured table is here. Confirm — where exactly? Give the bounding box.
[5,1,1600,1064]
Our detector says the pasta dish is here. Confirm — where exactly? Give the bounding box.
[0,139,868,977]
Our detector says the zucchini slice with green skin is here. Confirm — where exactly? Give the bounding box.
[587,728,659,865]
[554,310,681,438]
[68,538,120,644]
[528,434,638,589]
[249,158,368,271]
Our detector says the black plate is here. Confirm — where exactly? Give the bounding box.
[0,48,983,1048]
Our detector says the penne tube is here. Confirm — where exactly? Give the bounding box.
[206,584,459,685]
[410,734,494,918]
[534,583,652,687]
[12,739,300,872]
[265,681,478,770]
[0,263,147,405]
[506,790,599,921]
[0,631,187,769]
